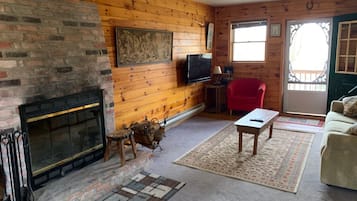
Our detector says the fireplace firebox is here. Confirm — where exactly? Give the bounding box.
[19,90,106,190]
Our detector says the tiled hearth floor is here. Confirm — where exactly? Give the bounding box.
[34,149,153,201]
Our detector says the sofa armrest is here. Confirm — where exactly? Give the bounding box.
[321,132,357,153]
[330,100,344,113]
[320,132,357,190]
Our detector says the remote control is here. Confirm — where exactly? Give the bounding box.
[250,119,264,123]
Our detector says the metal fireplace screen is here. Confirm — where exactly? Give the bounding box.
[19,90,106,190]
[27,103,102,175]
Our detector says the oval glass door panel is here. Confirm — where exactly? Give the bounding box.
[289,23,329,84]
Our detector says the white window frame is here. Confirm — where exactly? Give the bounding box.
[231,20,267,62]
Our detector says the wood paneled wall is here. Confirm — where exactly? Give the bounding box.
[214,0,357,111]
[85,0,214,129]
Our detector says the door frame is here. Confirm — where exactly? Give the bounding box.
[283,18,333,115]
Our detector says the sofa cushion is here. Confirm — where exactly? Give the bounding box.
[325,111,357,124]
[324,120,352,134]
[342,96,357,117]
[330,101,344,113]
[347,123,357,135]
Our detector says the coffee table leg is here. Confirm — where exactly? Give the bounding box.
[253,134,258,155]
[239,131,243,152]
[269,124,273,139]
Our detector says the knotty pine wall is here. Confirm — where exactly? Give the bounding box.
[214,0,357,111]
[85,0,214,129]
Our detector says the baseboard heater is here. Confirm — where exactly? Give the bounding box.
[162,103,205,130]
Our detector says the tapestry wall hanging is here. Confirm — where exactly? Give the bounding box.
[115,27,173,66]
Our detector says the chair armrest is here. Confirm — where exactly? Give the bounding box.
[257,83,266,96]
[330,101,344,113]
[227,85,233,96]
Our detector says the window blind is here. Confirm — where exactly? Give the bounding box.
[232,20,267,29]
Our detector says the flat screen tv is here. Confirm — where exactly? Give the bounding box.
[185,53,212,84]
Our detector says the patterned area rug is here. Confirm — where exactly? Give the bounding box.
[100,171,185,201]
[174,123,314,193]
[276,116,324,127]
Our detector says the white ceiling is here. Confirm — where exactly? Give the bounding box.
[193,0,279,7]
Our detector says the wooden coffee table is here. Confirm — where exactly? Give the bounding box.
[234,108,279,155]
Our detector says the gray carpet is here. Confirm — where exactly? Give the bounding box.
[144,116,357,201]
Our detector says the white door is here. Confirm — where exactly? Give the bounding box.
[283,19,332,115]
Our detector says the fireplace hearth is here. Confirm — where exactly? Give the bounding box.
[19,90,106,190]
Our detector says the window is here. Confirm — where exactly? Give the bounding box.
[335,20,357,74]
[232,20,267,62]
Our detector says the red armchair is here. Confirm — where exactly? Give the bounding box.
[227,78,266,114]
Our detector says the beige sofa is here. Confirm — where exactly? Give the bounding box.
[320,100,357,190]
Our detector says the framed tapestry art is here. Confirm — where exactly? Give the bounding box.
[115,27,173,66]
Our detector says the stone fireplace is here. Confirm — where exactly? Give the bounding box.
[0,0,114,199]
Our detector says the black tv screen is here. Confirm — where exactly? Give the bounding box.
[186,53,212,84]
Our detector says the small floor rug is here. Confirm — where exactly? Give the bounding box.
[100,171,185,201]
[174,123,314,193]
[276,116,324,127]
